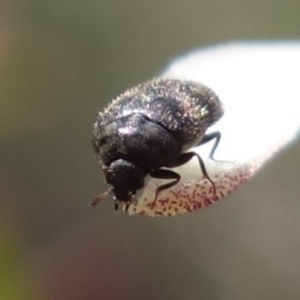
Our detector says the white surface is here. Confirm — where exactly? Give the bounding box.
[129,41,300,216]
[163,42,300,163]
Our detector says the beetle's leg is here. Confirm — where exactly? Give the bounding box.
[122,194,137,212]
[124,201,131,212]
[114,199,120,211]
[166,152,216,195]
[198,131,221,160]
[150,169,180,208]
[191,152,216,195]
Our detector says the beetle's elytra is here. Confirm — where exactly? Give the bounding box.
[91,78,224,212]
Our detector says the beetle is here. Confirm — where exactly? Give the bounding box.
[91,78,224,211]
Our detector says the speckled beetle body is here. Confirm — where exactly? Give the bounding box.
[92,78,224,211]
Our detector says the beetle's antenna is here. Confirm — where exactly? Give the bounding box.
[90,191,110,207]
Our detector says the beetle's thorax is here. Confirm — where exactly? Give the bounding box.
[95,112,183,170]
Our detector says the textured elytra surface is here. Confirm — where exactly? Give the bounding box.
[94,78,223,162]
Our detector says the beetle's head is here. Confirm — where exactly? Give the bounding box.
[91,159,148,210]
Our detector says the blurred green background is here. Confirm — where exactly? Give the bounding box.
[1,0,300,299]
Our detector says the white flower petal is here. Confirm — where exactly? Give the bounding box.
[127,41,300,217]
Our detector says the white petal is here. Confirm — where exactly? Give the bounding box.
[127,41,300,217]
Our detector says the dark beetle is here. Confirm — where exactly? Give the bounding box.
[91,78,224,211]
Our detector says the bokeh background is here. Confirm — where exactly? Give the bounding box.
[1,1,300,299]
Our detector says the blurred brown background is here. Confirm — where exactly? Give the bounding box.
[1,0,300,299]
